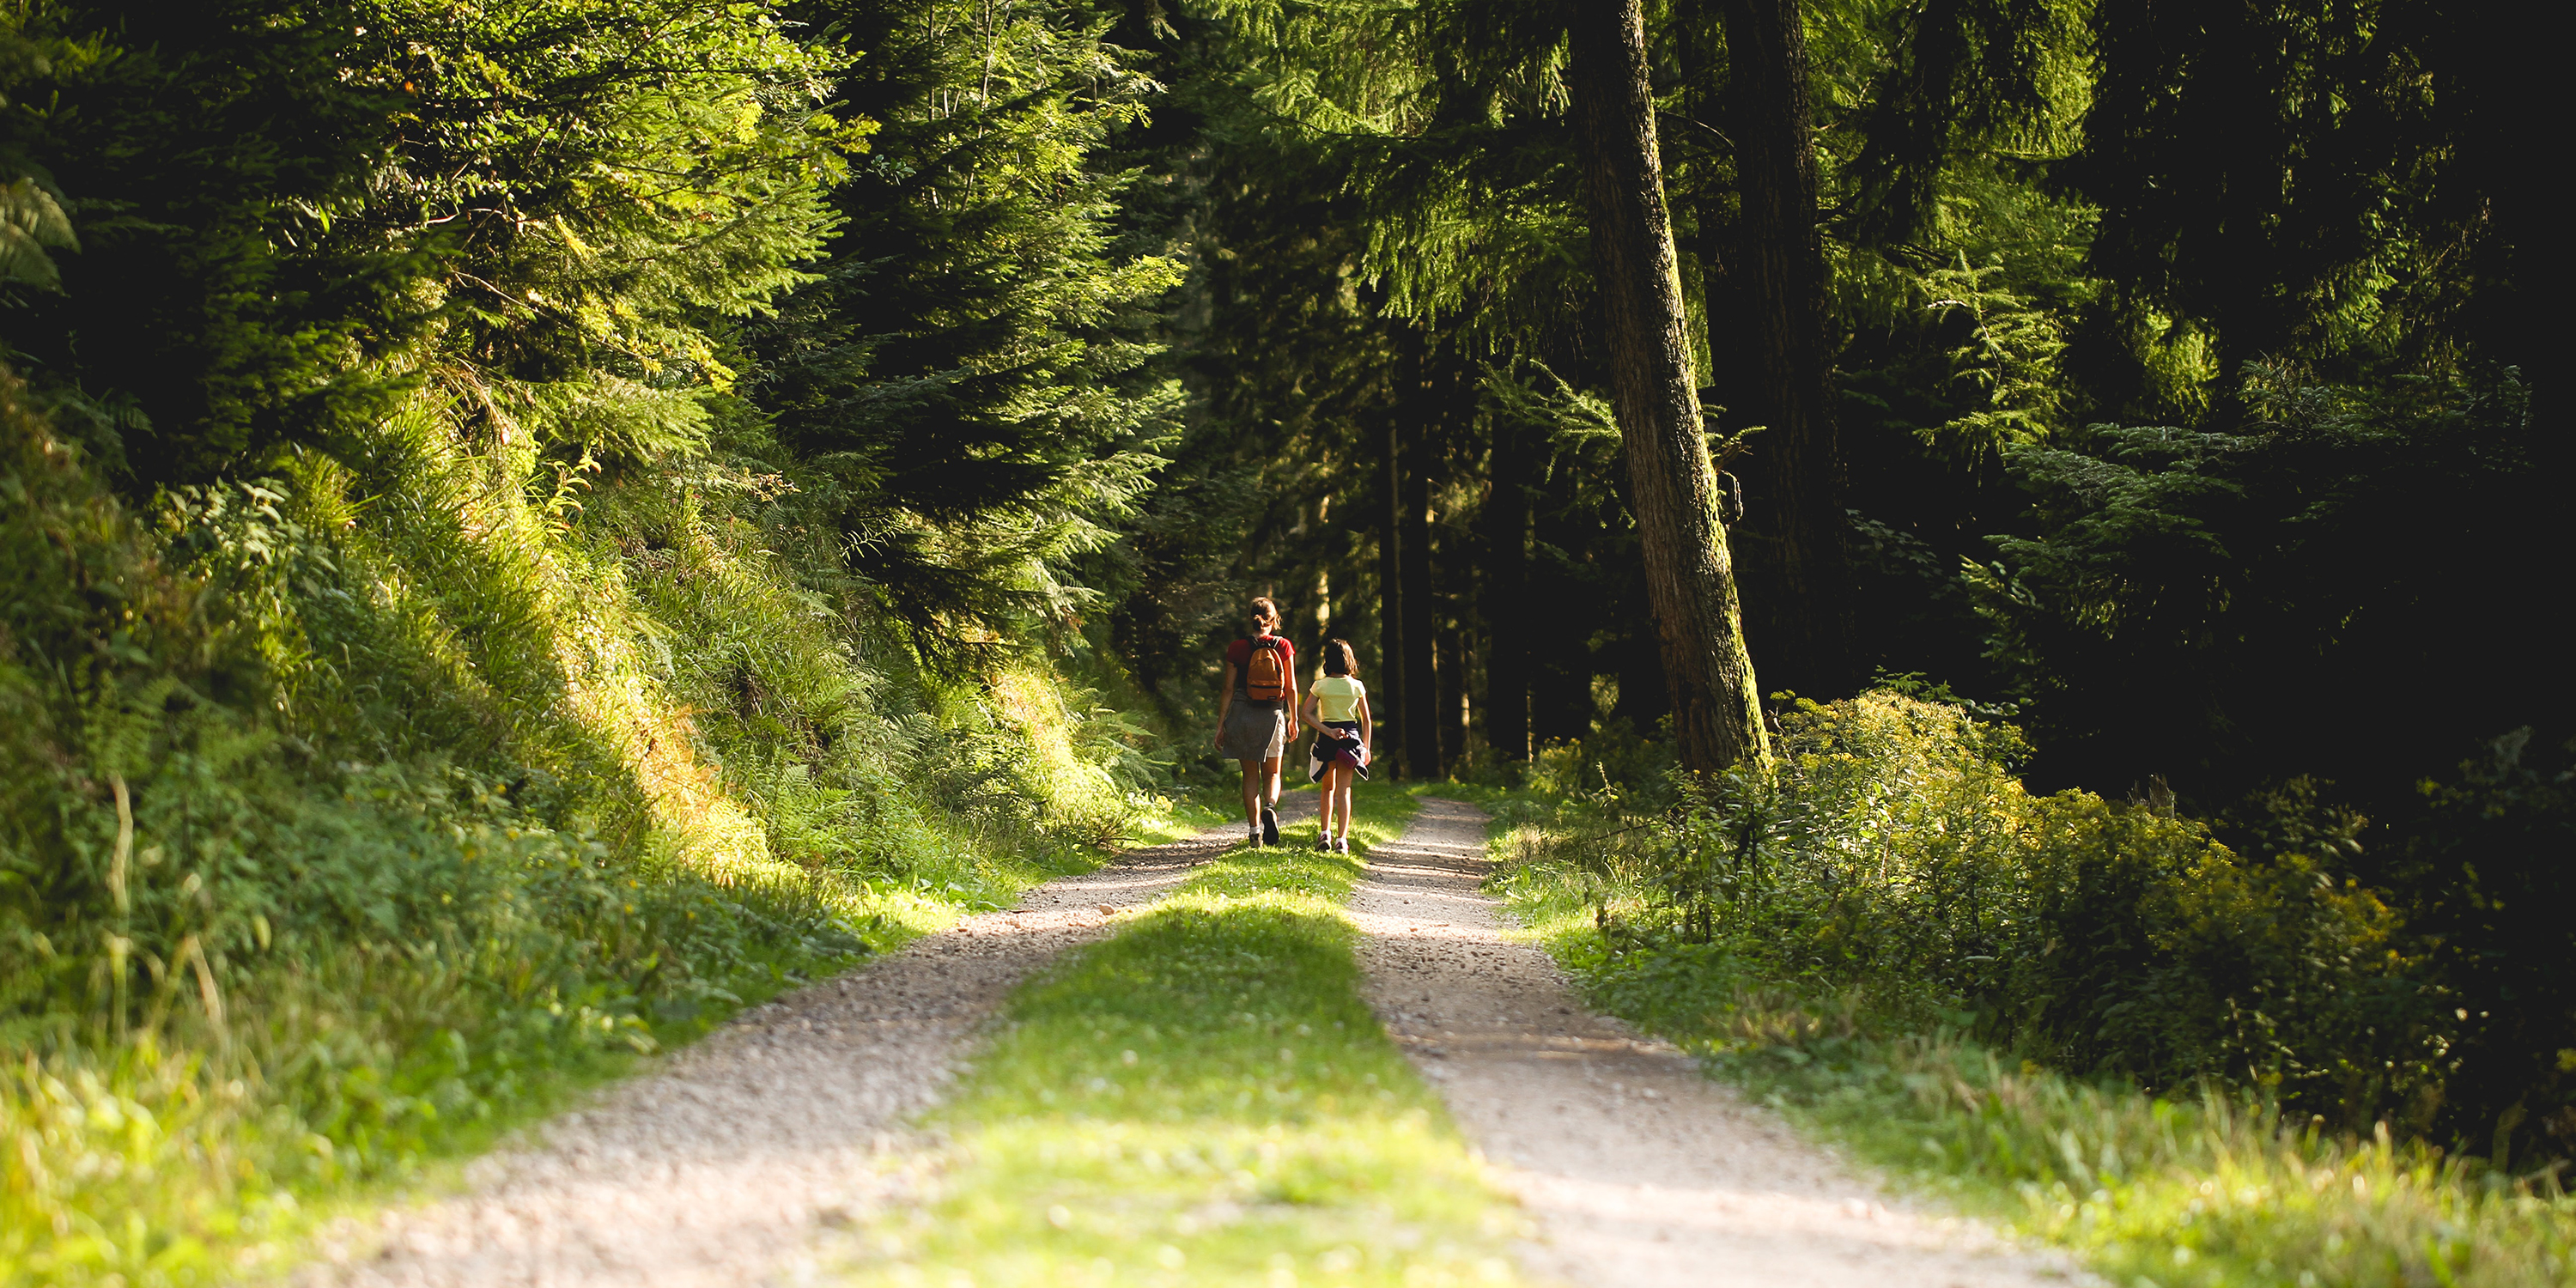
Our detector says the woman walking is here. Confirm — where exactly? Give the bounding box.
[1212,597,1300,847]
[1299,639,1371,853]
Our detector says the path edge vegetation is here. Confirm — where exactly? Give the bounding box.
[1467,696,2573,1288]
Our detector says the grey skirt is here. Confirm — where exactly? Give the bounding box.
[1218,696,1287,760]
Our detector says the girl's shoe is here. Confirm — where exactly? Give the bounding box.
[1260,806,1280,848]
[1248,829,1263,849]
[1334,836,1351,854]
[1313,833,1331,852]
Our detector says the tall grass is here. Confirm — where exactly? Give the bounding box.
[1,374,1173,1285]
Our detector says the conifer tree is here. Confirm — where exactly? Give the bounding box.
[2069,0,2549,383]
[749,0,1185,662]
[0,0,852,482]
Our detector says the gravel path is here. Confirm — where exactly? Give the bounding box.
[1349,797,2087,1288]
[299,798,1310,1288]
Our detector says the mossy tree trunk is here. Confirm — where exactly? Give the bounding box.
[1566,0,1770,773]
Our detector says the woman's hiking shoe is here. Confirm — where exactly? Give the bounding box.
[1261,806,1280,848]
[1247,829,1262,849]
[1312,833,1331,852]
[1334,835,1350,854]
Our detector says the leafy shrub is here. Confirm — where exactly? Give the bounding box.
[1542,690,2440,1127]
[1519,717,1680,814]
[1503,785,2576,1284]
[2378,732,2576,1169]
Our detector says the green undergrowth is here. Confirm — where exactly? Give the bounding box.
[1492,795,2575,1288]
[835,781,1536,1286]
[0,376,1174,1285]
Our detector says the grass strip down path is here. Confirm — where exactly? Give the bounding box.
[835,784,1534,1287]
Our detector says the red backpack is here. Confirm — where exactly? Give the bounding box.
[1243,637,1289,702]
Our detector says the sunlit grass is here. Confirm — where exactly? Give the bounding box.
[834,782,1538,1285]
[0,825,1131,1288]
[1118,792,1244,849]
[1490,811,2576,1288]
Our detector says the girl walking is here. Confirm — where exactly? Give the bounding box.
[1300,639,1371,853]
[1213,596,1300,847]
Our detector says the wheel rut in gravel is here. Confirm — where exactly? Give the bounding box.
[302,797,1313,1288]
[1350,797,2087,1288]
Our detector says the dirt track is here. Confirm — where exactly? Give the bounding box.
[295,793,2086,1287]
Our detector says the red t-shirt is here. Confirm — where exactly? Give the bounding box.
[1224,635,1295,677]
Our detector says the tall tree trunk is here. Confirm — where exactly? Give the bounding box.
[1566,0,1770,773]
[1376,379,1407,775]
[1311,493,1334,647]
[1481,406,1531,762]
[1437,618,1467,769]
[1528,463,1594,745]
[1431,337,1474,774]
[1399,329,1443,781]
[1674,0,1759,507]
[1715,0,1854,700]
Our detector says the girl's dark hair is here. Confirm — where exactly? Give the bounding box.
[1249,596,1280,630]
[1321,638,1358,677]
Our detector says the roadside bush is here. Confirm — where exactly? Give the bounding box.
[1532,690,2439,1127]
[2378,732,2576,1168]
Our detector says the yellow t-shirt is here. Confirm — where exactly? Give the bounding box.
[1312,676,1366,723]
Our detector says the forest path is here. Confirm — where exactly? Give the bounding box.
[298,795,1313,1288]
[1350,798,2087,1288]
